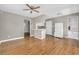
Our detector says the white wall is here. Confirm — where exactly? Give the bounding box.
[46,20,53,35]
[0,10,27,41]
[67,15,78,39]
[49,13,79,39]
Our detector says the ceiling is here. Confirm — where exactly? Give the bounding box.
[0,4,78,18]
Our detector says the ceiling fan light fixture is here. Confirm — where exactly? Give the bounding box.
[23,4,40,13]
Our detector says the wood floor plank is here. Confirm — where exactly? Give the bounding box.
[0,36,79,55]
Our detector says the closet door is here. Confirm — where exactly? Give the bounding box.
[54,23,63,38]
[68,16,78,39]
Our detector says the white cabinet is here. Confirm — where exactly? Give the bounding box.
[34,23,46,39]
[30,20,46,39]
[34,29,46,39]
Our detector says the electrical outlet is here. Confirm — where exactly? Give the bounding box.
[8,36,10,38]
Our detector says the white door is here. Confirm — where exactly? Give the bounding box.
[54,23,63,38]
[68,16,78,39]
[46,21,52,35]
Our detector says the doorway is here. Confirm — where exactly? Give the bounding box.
[54,23,64,38]
[24,20,30,37]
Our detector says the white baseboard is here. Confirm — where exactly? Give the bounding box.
[0,37,24,44]
[64,37,79,40]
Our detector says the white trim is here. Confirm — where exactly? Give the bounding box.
[0,37,24,44]
[64,36,79,40]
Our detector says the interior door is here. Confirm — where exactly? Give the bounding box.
[46,21,52,35]
[68,16,78,39]
[54,23,63,38]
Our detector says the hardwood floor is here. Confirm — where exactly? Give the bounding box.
[0,35,79,55]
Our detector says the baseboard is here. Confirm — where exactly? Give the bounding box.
[46,34,54,36]
[63,37,79,40]
[46,34,79,40]
[0,37,24,44]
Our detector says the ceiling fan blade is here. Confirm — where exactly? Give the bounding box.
[24,4,40,13]
[33,9,39,13]
[33,6,40,9]
[23,9,30,10]
[26,4,32,9]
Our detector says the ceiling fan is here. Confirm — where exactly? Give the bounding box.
[23,4,40,13]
